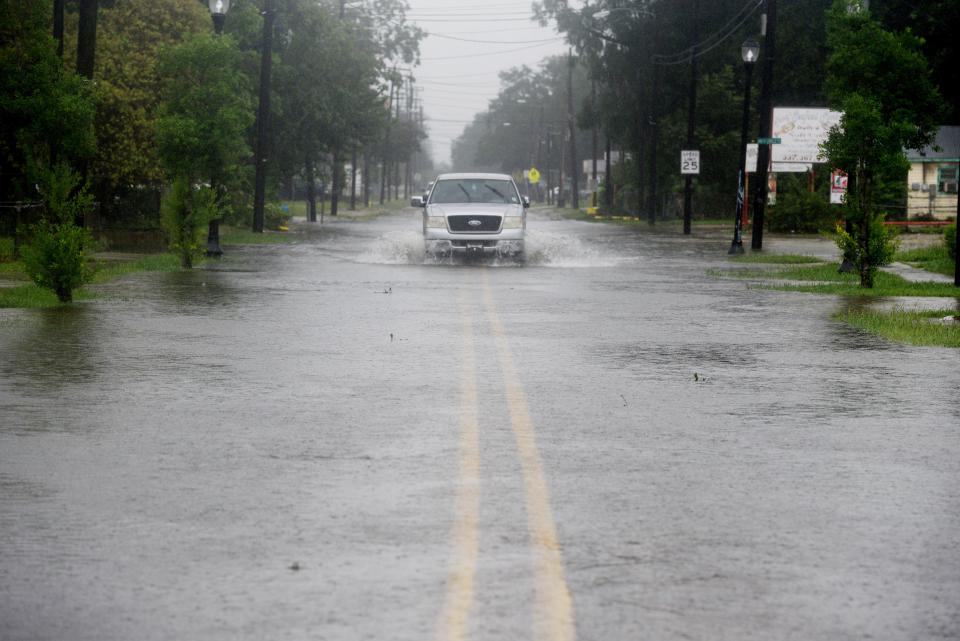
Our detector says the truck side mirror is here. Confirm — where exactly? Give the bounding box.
[411,196,424,208]
[522,196,530,208]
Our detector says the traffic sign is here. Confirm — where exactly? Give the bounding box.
[680,150,700,175]
[757,137,782,145]
[528,167,541,184]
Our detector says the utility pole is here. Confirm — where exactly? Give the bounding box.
[647,62,659,225]
[380,77,395,205]
[591,79,598,207]
[76,0,98,79]
[558,131,566,208]
[568,50,579,210]
[53,0,65,58]
[604,133,613,209]
[683,0,699,235]
[393,77,402,201]
[252,0,276,233]
[751,0,777,250]
[536,104,544,202]
[545,128,553,205]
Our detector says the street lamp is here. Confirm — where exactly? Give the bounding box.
[728,36,759,254]
[205,0,230,257]
[209,0,230,34]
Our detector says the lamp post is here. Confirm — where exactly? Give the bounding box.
[204,0,230,257]
[729,37,759,255]
[209,0,229,34]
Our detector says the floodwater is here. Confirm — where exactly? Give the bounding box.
[1,207,958,641]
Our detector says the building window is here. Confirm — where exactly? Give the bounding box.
[938,166,958,194]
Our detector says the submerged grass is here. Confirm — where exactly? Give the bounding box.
[1,252,193,308]
[221,225,295,246]
[0,284,94,309]
[835,307,960,348]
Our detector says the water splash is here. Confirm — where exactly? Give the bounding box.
[524,230,625,268]
[356,232,426,265]
[356,229,628,268]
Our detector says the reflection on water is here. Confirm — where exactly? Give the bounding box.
[0,305,101,390]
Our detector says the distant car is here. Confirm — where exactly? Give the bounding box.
[412,173,528,257]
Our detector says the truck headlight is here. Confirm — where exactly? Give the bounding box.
[426,216,447,229]
[502,217,523,229]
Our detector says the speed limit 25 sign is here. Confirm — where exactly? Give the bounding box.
[681,150,700,175]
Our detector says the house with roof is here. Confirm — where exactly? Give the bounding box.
[905,125,958,220]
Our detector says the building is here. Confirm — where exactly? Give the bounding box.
[905,125,959,220]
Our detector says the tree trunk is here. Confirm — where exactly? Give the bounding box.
[350,146,357,210]
[331,152,340,217]
[305,155,317,222]
[363,152,371,208]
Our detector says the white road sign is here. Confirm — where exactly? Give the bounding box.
[681,150,700,175]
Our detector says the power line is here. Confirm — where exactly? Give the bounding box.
[654,0,763,65]
[419,40,563,61]
[427,33,562,45]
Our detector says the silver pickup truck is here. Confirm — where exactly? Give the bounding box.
[412,173,528,258]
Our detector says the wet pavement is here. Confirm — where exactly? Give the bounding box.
[1,207,959,641]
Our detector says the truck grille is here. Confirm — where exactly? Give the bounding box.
[447,215,502,233]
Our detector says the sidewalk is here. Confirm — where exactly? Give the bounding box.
[881,261,955,284]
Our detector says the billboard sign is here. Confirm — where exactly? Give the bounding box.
[771,107,842,164]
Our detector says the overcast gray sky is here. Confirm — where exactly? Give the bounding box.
[405,0,573,166]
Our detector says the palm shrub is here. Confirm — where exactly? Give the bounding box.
[161,176,216,269]
[20,164,96,303]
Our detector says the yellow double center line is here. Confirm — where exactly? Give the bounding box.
[435,290,482,641]
[436,275,576,641]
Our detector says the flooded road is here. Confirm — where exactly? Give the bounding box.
[2,207,958,640]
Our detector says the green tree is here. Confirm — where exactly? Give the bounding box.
[156,31,253,259]
[274,0,386,219]
[0,0,95,202]
[821,0,944,287]
[156,33,253,190]
[62,0,210,206]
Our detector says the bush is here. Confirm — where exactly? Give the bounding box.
[264,202,289,230]
[946,223,956,261]
[161,176,216,269]
[835,215,899,285]
[20,164,96,303]
[768,190,837,233]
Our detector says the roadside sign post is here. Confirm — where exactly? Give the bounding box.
[830,170,848,204]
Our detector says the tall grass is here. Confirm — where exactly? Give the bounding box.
[895,243,954,277]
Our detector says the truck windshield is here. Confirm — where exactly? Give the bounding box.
[429,179,519,205]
